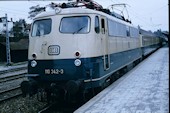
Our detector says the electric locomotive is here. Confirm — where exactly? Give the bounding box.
[21,0,161,102]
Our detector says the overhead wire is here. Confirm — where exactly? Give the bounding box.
[0,8,28,16]
[148,4,168,15]
[109,0,167,30]
[0,0,168,30]
[128,3,168,28]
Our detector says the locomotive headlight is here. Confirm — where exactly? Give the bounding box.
[31,60,37,67]
[74,59,81,67]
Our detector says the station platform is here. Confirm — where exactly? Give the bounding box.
[74,47,169,113]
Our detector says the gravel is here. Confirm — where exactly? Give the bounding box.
[0,95,46,113]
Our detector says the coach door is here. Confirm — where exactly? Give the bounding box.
[101,17,110,70]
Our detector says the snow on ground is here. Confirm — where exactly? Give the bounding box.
[74,47,169,113]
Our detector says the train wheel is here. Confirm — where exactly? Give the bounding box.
[79,90,92,103]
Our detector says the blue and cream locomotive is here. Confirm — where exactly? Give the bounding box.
[21,0,161,101]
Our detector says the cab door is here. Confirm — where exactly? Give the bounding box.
[101,17,110,70]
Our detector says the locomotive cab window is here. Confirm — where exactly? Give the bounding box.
[60,16,90,34]
[31,19,52,37]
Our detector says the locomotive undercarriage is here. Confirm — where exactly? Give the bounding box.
[21,77,84,103]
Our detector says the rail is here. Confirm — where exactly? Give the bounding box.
[0,86,22,103]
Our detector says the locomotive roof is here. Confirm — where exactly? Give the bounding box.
[34,8,97,18]
[34,7,136,28]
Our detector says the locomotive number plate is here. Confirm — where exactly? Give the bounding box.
[48,45,60,55]
[45,69,64,75]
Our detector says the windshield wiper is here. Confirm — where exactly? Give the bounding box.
[73,26,85,34]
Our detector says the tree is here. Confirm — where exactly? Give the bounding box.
[12,19,28,38]
[28,5,46,19]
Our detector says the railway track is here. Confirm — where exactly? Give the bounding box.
[0,64,27,103]
[38,102,80,113]
[38,104,55,113]
[0,86,22,103]
[0,64,27,75]
[0,69,27,83]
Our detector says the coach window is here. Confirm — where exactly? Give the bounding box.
[95,16,100,33]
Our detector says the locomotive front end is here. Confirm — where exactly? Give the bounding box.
[20,9,98,101]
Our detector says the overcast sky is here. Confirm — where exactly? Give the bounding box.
[0,0,168,32]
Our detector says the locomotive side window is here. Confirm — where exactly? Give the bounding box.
[130,27,139,38]
[126,26,130,37]
[95,16,100,33]
[32,19,52,37]
[108,19,126,37]
[60,16,90,34]
[108,20,116,36]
